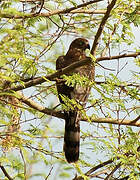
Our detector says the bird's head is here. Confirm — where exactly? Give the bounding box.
[69,38,90,51]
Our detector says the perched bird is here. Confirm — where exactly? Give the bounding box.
[56,38,94,163]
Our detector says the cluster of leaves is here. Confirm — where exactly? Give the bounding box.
[0,0,139,179]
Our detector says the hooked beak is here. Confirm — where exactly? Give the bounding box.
[86,44,90,50]
[85,41,90,50]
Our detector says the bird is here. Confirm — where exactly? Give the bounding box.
[56,38,95,163]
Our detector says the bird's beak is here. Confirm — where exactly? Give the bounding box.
[85,42,90,50]
[87,44,90,50]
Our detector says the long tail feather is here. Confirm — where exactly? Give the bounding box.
[63,111,80,163]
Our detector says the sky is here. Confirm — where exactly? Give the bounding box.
[1,1,139,179]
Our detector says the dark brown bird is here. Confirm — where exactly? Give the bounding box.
[56,38,94,163]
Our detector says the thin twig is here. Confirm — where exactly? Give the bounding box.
[0,165,13,180]
[45,166,53,180]
[36,0,44,14]
[20,149,27,180]
[85,159,113,176]
[104,163,121,180]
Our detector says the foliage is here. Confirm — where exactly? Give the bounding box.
[0,0,139,179]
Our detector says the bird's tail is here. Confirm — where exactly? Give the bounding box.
[63,111,80,163]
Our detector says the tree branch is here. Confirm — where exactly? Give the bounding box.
[97,52,140,62]
[73,162,111,180]
[70,10,140,15]
[0,0,103,19]
[104,163,121,180]
[130,115,140,124]
[36,0,44,14]
[70,9,106,14]
[14,92,140,127]
[5,57,92,91]
[1,8,140,19]
[83,117,140,127]
[4,52,139,92]
[91,0,118,56]
[0,165,13,180]
[17,92,64,119]
[85,159,113,176]
[95,81,140,88]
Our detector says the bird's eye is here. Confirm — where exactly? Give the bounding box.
[79,41,84,45]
